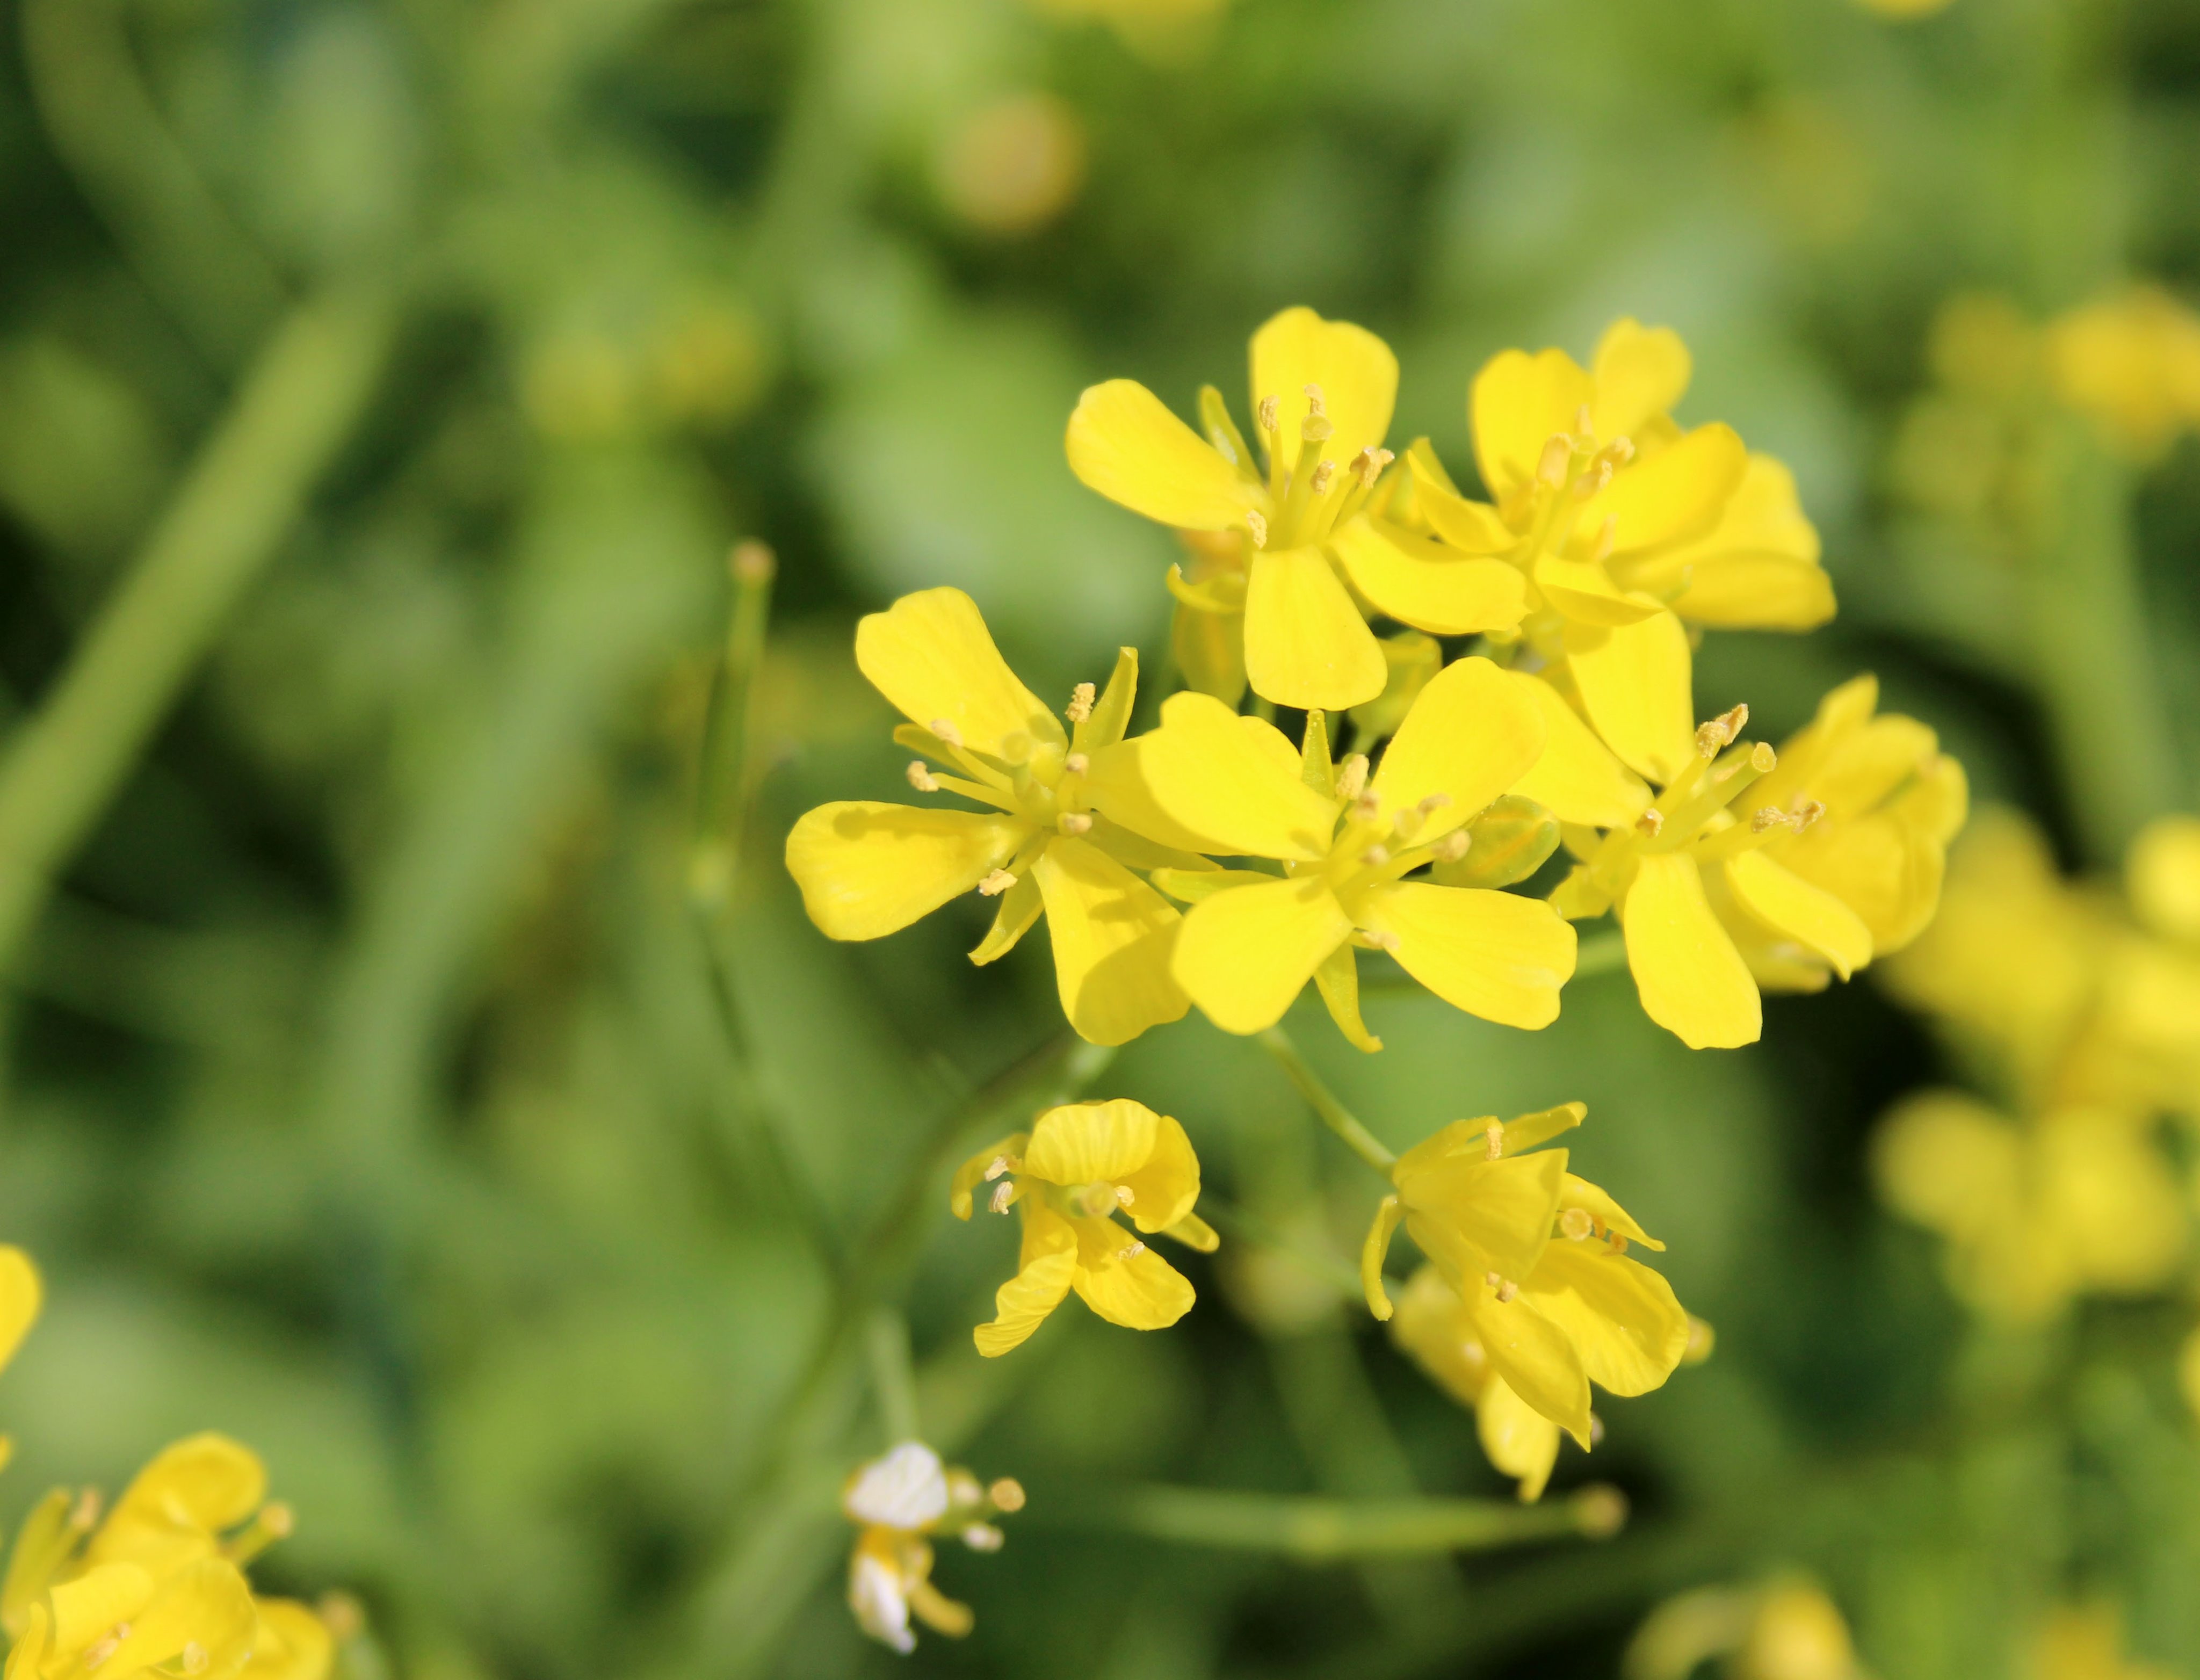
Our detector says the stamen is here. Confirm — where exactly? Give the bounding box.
[1303,382,1328,417]
[1115,1184,1135,1207]
[1363,929,1400,952]
[976,870,1017,897]
[1792,799,1826,831]
[85,1626,131,1672]
[1591,514,1618,563]
[1059,813,1094,835]
[1600,436,1636,467]
[1119,1242,1147,1260]
[1418,793,1451,814]
[983,1155,1012,1180]
[989,1181,1015,1213]
[1430,829,1471,862]
[1750,806,1790,834]
[1390,808,1422,842]
[1300,413,1334,443]
[1352,446,1394,487]
[1748,742,1776,773]
[1308,460,1336,496]
[1336,755,1370,801]
[1536,435,1572,488]
[906,761,940,793]
[1257,394,1280,433]
[930,717,964,749]
[1352,788,1381,821]
[1485,1270,1519,1304]
[1634,808,1665,837]
[1610,1232,1630,1255]
[1065,683,1096,723]
[1484,1120,1504,1161]
[1362,844,1391,866]
[988,1478,1027,1512]
[1560,1207,1595,1241]
[1246,509,1268,549]
[1572,459,1613,499]
[1695,703,1749,757]
[961,1523,1004,1552]
[1064,752,1089,777]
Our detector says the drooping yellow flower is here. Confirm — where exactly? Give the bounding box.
[952,1099,1219,1356]
[840,1441,1023,1654]
[2045,285,2200,459]
[1388,1265,1567,1502]
[4,1435,336,1680]
[2031,1603,2180,1680]
[1081,656,1576,1048]
[1872,1090,2185,1323]
[1363,1103,1689,1454]
[1066,307,1528,710]
[786,587,1200,1046]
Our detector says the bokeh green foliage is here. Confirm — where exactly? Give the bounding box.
[0,0,2198,1676]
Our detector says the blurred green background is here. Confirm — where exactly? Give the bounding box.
[1,0,2198,1675]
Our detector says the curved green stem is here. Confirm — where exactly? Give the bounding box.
[1102,1484,1627,1559]
[865,1308,921,1447]
[1258,1024,1396,1174]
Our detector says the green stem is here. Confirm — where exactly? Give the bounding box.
[865,1308,921,1446]
[689,541,776,909]
[1101,1485,1626,1559]
[1258,1024,1396,1174]
[0,284,397,976]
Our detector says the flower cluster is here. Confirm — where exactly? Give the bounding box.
[0,1248,342,1680]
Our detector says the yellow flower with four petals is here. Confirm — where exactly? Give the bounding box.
[840,1441,1023,1654]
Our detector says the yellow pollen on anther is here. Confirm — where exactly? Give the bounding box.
[989,1181,1015,1213]
[1303,383,1327,417]
[1059,813,1094,835]
[1246,509,1269,548]
[68,1491,101,1532]
[989,1478,1026,1512]
[1696,703,1750,757]
[1560,1207,1595,1241]
[1634,808,1665,837]
[1792,799,1826,831]
[1572,459,1613,499]
[907,761,940,793]
[1115,1184,1135,1206]
[1431,829,1471,862]
[977,870,1017,897]
[1750,806,1789,834]
[983,1155,1012,1180]
[1309,460,1336,495]
[1257,394,1280,432]
[1484,1120,1504,1161]
[1536,435,1572,488]
[1064,752,1089,776]
[962,1523,1004,1552]
[1485,1270,1519,1303]
[930,717,964,749]
[1353,446,1394,487]
[1336,755,1370,801]
[1362,844,1391,867]
[1610,1233,1629,1255]
[1120,1241,1147,1260]
[1418,793,1452,814]
[1601,436,1636,467]
[1352,789,1381,821]
[1065,683,1096,723]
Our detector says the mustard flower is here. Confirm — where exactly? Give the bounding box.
[2046,285,2200,459]
[952,1098,1219,1356]
[786,587,1202,1046]
[2031,1604,2179,1680]
[1066,307,1528,711]
[1388,1265,1567,1502]
[1362,1104,1689,1454]
[1080,655,1576,1048]
[841,1441,1023,1654]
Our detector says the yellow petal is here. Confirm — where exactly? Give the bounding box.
[1563,610,1696,784]
[1617,455,1833,627]
[1243,547,1387,711]
[1664,553,1834,629]
[242,1602,337,1680]
[1249,306,1398,466]
[0,1249,40,1376]
[1370,656,1547,843]
[2131,815,2200,943]
[1352,880,1576,1030]
[1477,1375,1563,1501]
[1777,814,1937,954]
[1559,1172,1663,1251]
[1101,692,1337,861]
[1314,942,1383,1053]
[48,1564,155,1659]
[1579,423,1747,554]
[968,867,1043,965]
[1472,348,1596,501]
[1531,552,1668,627]
[95,1556,256,1680]
[1024,1098,1162,1187]
[1590,320,1692,440]
[108,1434,267,1536]
[1172,875,1351,1034]
[1620,852,1761,1048]
[1030,838,1189,1047]
[1119,1114,1203,1233]
[1520,1242,1689,1397]
[1163,1211,1220,1252]
[786,803,1027,940]
[1464,1286,1593,1446]
[950,1131,1031,1219]
[854,587,1065,762]
[6,1603,49,1680]
[1065,379,1262,531]
[1721,851,1873,981]
[1500,673,1652,829]
[1071,1218,1197,1330]
[974,1212,1078,1357]
[1412,462,1516,553]
[1074,646,1140,755]
[1327,518,1529,636]
[1397,1149,1567,1285]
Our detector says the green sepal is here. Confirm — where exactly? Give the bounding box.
[1434,795,1560,889]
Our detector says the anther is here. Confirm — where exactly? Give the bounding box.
[983,1155,1012,1181]
[1364,929,1400,952]
[1431,829,1471,863]
[906,761,940,793]
[1119,1242,1147,1260]
[1485,1271,1519,1304]
[977,870,1017,897]
[1309,460,1337,495]
[1257,394,1280,432]
[1065,682,1096,723]
[989,1181,1015,1214]
[1591,514,1618,563]
[1304,383,1327,416]
[1059,813,1094,835]
[1362,844,1391,867]
[1352,446,1394,487]
[930,717,964,748]
[1336,755,1370,801]
[1115,1184,1135,1207]
[1749,742,1777,773]
[1572,459,1613,499]
[1601,436,1636,467]
[1485,1120,1504,1161]
[1560,1207,1595,1241]
[1792,799,1826,831]
[1610,1233,1629,1255]
[961,1523,1005,1552]
[1064,752,1089,777]
[1634,808,1665,837]
[1695,703,1749,757]
[1536,435,1572,488]
[1246,509,1268,549]
[988,1478,1027,1512]
[1750,806,1789,834]
[1418,793,1451,814]
[1352,788,1381,821]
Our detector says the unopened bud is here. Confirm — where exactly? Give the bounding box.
[988,1478,1027,1512]
[730,540,776,584]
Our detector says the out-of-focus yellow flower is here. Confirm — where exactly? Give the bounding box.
[1625,1579,1865,1680]
[952,1099,1218,1356]
[786,588,1203,1046]
[934,93,1087,235]
[0,1247,39,1472]
[2031,1603,2179,1680]
[2046,285,2200,459]
[1364,1103,1689,1453]
[840,1442,1023,1653]
[2127,814,2200,945]
[1872,1091,2185,1322]
[4,1434,336,1680]
[1084,656,1575,1047]
[1067,308,1528,709]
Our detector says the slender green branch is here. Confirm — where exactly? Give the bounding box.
[1258,1025,1396,1174]
[865,1308,921,1446]
[690,541,777,909]
[1100,1484,1627,1559]
[0,284,398,976]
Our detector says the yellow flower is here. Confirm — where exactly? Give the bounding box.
[785,587,1199,1046]
[953,1099,1218,1356]
[0,1248,39,1473]
[2128,814,2200,946]
[1388,1265,1566,1502]
[4,1435,335,1680]
[2046,285,2200,459]
[1083,655,1576,1048]
[839,1442,1023,1653]
[1066,307,1528,710]
[1872,1091,2185,1323]
[1716,674,1967,992]
[2031,1604,2179,1680]
[1363,1104,1689,1453]
[1626,1580,1865,1680]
